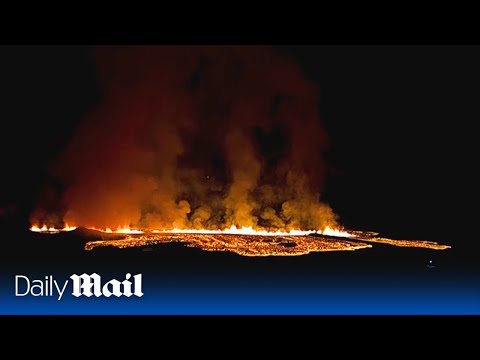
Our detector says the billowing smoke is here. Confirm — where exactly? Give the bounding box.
[31,45,339,231]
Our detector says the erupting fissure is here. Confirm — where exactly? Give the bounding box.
[30,224,77,233]
[29,45,343,235]
[29,224,353,238]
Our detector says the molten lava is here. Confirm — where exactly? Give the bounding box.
[30,224,77,233]
[160,225,353,237]
[86,226,143,234]
[29,224,353,237]
[28,222,450,256]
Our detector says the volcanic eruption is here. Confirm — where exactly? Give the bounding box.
[29,45,450,256]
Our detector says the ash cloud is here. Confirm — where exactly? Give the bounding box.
[31,45,339,231]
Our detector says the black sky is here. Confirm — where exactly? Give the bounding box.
[0,45,477,247]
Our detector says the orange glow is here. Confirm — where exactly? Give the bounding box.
[320,226,352,238]
[29,224,78,233]
[85,233,371,255]
[30,223,353,237]
[30,225,47,232]
[162,225,314,236]
[83,225,353,237]
[62,224,78,232]
[84,232,450,255]
[28,223,450,255]
[87,226,144,234]
[159,225,353,237]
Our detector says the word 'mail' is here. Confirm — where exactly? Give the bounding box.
[70,273,143,298]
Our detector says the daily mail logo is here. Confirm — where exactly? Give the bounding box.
[15,273,144,300]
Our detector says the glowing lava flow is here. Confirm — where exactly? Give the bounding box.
[28,223,450,255]
[85,233,371,256]
[82,230,450,255]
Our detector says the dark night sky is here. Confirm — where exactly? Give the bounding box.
[0,45,477,249]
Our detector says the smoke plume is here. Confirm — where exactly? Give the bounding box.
[31,45,339,231]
